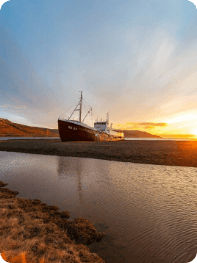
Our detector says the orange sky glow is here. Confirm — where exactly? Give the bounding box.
[113,110,197,138]
[1,0,197,140]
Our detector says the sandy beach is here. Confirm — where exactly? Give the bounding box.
[0,138,197,167]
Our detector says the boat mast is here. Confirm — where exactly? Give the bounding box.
[68,91,91,123]
[79,91,82,122]
[68,91,83,122]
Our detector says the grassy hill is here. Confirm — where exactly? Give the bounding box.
[115,129,162,138]
[0,118,59,137]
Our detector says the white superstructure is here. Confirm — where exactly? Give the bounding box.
[94,114,124,138]
[94,121,108,131]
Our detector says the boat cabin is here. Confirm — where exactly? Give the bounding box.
[94,121,108,131]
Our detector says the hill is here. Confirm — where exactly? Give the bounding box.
[114,129,162,138]
[0,119,162,138]
[0,118,59,137]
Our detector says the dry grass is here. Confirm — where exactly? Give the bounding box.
[0,182,105,263]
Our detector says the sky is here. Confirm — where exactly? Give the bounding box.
[1,0,197,137]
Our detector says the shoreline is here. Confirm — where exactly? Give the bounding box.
[0,139,197,167]
[0,181,105,263]
[1,139,197,262]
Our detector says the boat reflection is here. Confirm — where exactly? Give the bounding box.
[57,156,84,213]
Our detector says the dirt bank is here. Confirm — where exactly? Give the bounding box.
[0,181,105,263]
[1,139,197,167]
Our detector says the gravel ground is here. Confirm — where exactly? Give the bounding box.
[0,139,197,167]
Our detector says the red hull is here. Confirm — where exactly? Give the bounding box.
[58,119,123,142]
[58,119,97,141]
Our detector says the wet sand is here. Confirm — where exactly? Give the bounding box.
[0,181,105,263]
[0,139,197,167]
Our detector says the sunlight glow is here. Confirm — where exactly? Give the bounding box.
[166,112,197,124]
[191,128,197,136]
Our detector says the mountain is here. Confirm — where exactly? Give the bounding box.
[114,129,162,138]
[0,118,59,137]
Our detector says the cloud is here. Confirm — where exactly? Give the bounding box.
[1,0,197,131]
[125,122,167,129]
[139,122,167,127]
[0,104,27,110]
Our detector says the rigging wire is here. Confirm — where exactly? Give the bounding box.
[59,94,94,126]
[83,99,92,111]
[59,106,73,119]
[81,99,93,124]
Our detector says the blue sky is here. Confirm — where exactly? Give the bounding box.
[1,0,197,136]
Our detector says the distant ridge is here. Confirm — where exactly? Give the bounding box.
[0,118,59,137]
[0,118,162,138]
[114,129,162,138]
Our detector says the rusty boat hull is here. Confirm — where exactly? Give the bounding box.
[58,119,123,142]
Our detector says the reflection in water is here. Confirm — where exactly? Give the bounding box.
[0,151,197,262]
[57,156,84,212]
